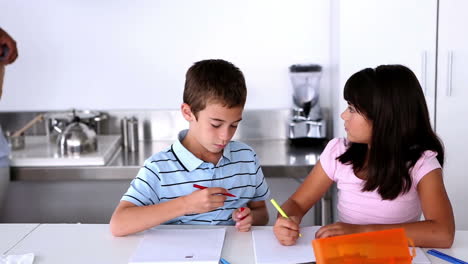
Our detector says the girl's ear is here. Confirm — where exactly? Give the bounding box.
[181,103,195,121]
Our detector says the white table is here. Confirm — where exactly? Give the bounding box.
[7,224,254,264]
[0,224,39,255]
[3,224,468,264]
[424,231,468,264]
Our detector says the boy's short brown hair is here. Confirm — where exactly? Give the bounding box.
[183,59,247,117]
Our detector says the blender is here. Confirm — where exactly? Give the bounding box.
[288,64,327,142]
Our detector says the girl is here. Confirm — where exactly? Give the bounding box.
[273,65,455,248]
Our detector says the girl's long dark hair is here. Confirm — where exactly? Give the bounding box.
[338,65,444,200]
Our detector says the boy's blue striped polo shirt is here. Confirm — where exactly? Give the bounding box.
[121,130,270,225]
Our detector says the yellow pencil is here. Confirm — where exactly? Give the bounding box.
[270,198,302,237]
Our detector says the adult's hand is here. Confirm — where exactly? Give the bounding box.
[0,28,18,64]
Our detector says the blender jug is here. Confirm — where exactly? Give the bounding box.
[289,64,322,120]
[288,64,327,141]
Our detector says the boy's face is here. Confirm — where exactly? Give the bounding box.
[182,102,243,154]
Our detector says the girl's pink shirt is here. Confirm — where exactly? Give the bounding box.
[320,138,441,225]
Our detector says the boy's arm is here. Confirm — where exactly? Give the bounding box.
[110,198,188,237]
[110,187,228,237]
[248,151,270,226]
[248,200,269,226]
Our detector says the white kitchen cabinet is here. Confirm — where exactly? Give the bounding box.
[265,177,317,226]
[336,0,468,229]
[336,0,437,137]
[436,0,468,230]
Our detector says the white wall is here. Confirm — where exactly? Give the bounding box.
[0,0,331,111]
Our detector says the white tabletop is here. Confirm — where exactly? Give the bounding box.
[4,224,468,264]
[7,224,256,264]
[7,224,143,264]
[0,224,39,255]
[424,231,468,264]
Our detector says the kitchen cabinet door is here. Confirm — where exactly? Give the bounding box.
[265,177,317,226]
[336,0,437,137]
[436,0,468,230]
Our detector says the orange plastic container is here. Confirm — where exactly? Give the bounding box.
[312,228,415,264]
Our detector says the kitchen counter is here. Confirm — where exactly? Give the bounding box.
[10,135,121,167]
[11,139,325,181]
[2,110,331,225]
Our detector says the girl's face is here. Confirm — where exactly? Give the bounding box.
[341,103,372,144]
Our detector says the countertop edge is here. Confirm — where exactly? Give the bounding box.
[11,164,314,181]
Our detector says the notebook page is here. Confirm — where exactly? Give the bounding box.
[412,248,431,264]
[252,226,321,264]
[252,227,431,264]
[129,228,226,264]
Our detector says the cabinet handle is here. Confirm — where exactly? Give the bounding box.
[447,51,453,97]
[421,51,427,95]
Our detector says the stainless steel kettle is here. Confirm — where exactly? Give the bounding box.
[46,109,106,143]
[57,115,97,156]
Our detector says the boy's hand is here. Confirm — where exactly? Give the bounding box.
[232,207,252,232]
[273,216,301,246]
[184,187,227,214]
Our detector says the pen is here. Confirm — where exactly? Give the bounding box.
[427,249,467,264]
[193,184,236,197]
[220,258,231,264]
[239,207,247,220]
[270,198,302,237]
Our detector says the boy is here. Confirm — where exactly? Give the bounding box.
[110,59,270,236]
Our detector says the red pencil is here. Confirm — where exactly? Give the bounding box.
[193,184,236,197]
[239,207,247,220]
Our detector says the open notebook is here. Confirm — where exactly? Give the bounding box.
[129,228,226,264]
[252,226,431,264]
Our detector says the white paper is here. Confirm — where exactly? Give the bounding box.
[129,228,226,264]
[412,248,431,264]
[252,226,321,264]
[0,253,35,264]
[252,226,431,264]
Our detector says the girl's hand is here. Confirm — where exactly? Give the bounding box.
[273,216,301,246]
[315,222,364,238]
[232,207,252,232]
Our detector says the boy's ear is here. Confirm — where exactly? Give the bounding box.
[181,103,195,121]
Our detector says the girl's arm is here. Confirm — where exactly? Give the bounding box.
[316,168,455,248]
[273,161,334,245]
[283,161,334,220]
